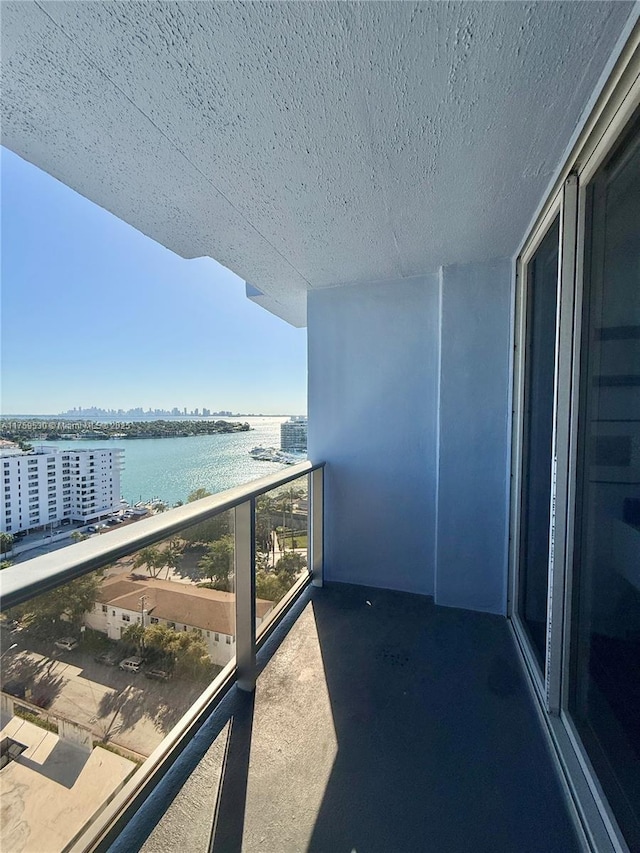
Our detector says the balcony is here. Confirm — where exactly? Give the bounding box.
[120,582,580,853]
[2,4,639,851]
[0,462,581,853]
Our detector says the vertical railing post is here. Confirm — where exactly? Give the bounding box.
[235,498,256,692]
[310,467,324,587]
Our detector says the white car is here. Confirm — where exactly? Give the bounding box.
[55,637,78,651]
[119,656,143,673]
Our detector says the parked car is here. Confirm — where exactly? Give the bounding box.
[119,656,144,673]
[55,637,78,651]
[87,526,97,534]
[144,668,171,681]
[94,650,119,666]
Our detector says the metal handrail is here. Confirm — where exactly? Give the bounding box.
[0,460,324,610]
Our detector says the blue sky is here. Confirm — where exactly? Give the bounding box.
[1,148,307,416]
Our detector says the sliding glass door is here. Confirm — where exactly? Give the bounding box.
[569,116,640,852]
[511,42,639,850]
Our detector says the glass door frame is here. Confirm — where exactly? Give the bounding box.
[509,179,577,715]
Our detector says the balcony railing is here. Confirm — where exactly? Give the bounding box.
[0,460,324,853]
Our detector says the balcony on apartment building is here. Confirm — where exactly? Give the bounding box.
[2,3,640,852]
[1,462,580,853]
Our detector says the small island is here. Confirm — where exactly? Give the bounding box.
[0,418,251,442]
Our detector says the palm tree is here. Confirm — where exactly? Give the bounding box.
[274,485,305,551]
[133,546,163,578]
[256,494,277,566]
[197,535,234,590]
[162,538,184,580]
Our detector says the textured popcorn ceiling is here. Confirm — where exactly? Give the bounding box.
[1,2,634,325]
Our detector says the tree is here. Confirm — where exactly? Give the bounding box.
[141,623,214,680]
[181,512,229,546]
[197,535,234,590]
[187,488,212,503]
[132,546,163,578]
[182,489,230,546]
[160,538,184,580]
[255,569,291,602]
[8,570,104,635]
[172,630,214,680]
[71,531,88,544]
[154,502,167,514]
[254,552,305,604]
[256,495,276,565]
[275,551,307,579]
[0,560,13,570]
[0,532,14,554]
[121,622,145,652]
[273,485,306,551]
[144,623,177,655]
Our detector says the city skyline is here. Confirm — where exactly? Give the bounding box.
[1,148,307,416]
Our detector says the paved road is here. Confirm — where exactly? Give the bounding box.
[1,641,209,757]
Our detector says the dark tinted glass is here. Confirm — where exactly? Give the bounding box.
[570,118,640,851]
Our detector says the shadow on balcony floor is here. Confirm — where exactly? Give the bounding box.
[117,583,580,853]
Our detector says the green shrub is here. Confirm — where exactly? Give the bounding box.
[14,706,58,734]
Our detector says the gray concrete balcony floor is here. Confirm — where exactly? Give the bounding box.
[112,583,581,853]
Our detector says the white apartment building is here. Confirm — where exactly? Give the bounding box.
[1,446,123,534]
[86,576,274,668]
[280,416,307,453]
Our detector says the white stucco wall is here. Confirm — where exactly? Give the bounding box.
[308,275,440,596]
[85,603,236,667]
[435,258,513,615]
[308,259,513,613]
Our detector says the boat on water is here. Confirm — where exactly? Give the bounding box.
[249,446,300,464]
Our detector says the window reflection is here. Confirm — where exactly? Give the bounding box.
[570,116,640,850]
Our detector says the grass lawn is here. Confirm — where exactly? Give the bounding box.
[277,529,308,550]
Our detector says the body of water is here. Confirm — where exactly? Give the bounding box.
[41,417,297,506]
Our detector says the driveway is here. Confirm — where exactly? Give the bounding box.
[1,642,212,757]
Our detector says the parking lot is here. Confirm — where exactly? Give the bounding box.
[0,639,213,757]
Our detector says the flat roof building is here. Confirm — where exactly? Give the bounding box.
[280,416,307,453]
[1,446,123,534]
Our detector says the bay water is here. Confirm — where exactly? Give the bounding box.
[41,416,296,506]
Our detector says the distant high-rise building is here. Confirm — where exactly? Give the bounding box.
[1,446,123,534]
[280,416,307,453]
